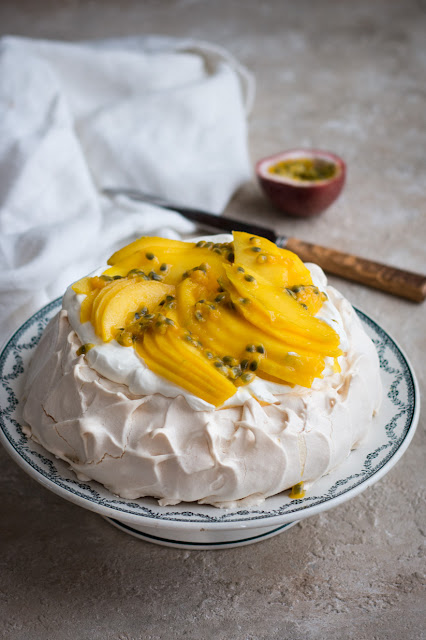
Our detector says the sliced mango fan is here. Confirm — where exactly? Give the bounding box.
[72,232,342,407]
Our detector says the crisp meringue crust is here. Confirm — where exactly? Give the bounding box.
[23,276,381,508]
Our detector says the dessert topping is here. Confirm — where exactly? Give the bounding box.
[71,232,342,406]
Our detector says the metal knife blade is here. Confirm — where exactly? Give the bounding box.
[103,188,284,245]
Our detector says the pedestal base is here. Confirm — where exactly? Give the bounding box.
[103,517,299,549]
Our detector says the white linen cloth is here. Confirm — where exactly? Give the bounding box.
[0,35,254,341]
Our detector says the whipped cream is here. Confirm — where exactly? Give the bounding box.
[23,258,382,507]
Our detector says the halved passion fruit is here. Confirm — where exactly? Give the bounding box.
[256,149,346,217]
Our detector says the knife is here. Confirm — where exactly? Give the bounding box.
[104,188,426,303]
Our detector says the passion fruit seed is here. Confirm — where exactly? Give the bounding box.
[251,246,262,253]
[149,271,162,281]
[246,344,256,353]
[215,365,229,376]
[256,254,267,264]
[227,252,235,262]
[240,372,254,384]
[213,248,222,254]
[237,266,245,273]
[159,263,168,272]
[239,297,250,305]
[76,343,94,356]
[256,344,265,354]
[215,293,226,303]
[249,360,258,371]
[244,274,256,283]
[116,330,133,347]
[113,275,122,280]
[145,252,155,260]
[195,310,204,322]
[205,351,214,359]
[240,359,249,371]
[229,366,242,380]
[100,275,113,281]
[196,241,206,247]
[165,318,175,326]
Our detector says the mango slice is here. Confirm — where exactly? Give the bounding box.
[104,238,232,286]
[72,276,94,295]
[232,231,312,288]
[223,264,341,355]
[91,279,133,339]
[176,283,326,388]
[80,289,99,324]
[288,284,327,316]
[75,275,174,342]
[135,310,236,406]
[73,231,342,406]
[97,280,175,342]
[108,237,191,266]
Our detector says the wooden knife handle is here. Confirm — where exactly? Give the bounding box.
[285,237,426,302]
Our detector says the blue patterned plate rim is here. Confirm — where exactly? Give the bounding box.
[0,297,420,531]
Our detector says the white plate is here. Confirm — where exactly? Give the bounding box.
[0,299,420,549]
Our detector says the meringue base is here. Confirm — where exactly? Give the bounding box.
[22,283,381,508]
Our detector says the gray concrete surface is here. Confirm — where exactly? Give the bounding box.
[1,1,425,639]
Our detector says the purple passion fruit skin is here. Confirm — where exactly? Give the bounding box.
[256,149,346,218]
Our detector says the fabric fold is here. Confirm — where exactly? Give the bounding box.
[0,35,254,340]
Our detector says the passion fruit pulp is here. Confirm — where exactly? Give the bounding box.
[256,149,346,217]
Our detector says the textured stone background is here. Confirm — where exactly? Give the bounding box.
[1,1,425,639]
